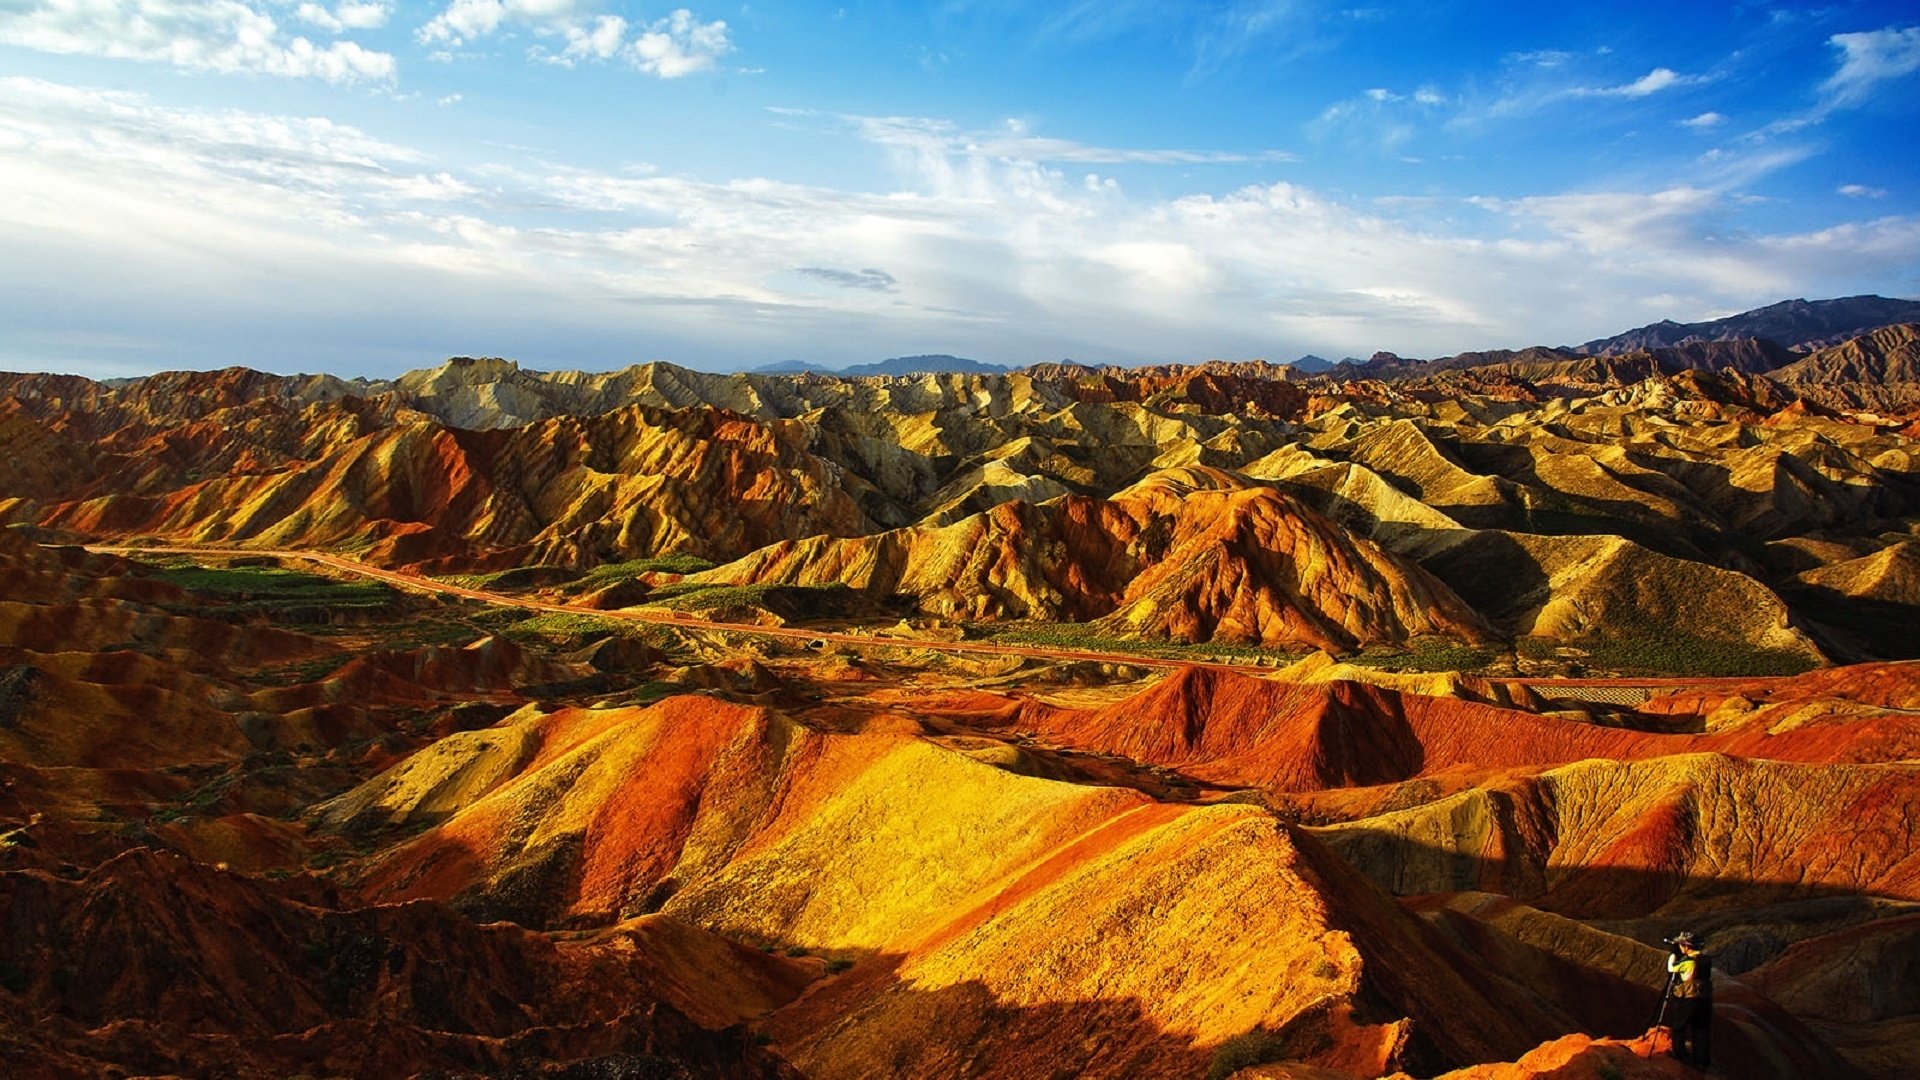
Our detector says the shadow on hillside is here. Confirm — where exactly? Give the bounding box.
[1436,438,1721,561]
[1291,482,1920,669]
[1313,822,1918,962]
[1779,586,1920,662]
[1280,486,1550,623]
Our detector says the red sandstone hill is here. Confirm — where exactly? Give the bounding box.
[692,472,1488,651]
[1011,665,1920,794]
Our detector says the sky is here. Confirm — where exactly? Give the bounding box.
[1,1,1918,377]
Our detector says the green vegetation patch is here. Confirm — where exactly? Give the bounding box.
[991,622,1303,664]
[435,565,574,591]
[1205,1018,1336,1080]
[573,555,717,590]
[645,581,856,618]
[248,654,356,687]
[1559,606,1822,677]
[501,611,675,649]
[1346,637,1499,673]
[151,563,394,607]
[1575,631,1819,678]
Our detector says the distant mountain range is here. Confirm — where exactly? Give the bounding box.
[1326,295,1920,382]
[1573,295,1920,355]
[750,298,1918,381]
[750,354,1011,376]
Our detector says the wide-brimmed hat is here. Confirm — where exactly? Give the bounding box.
[1672,931,1700,947]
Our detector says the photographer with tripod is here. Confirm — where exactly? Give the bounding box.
[1656,931,1713,1069]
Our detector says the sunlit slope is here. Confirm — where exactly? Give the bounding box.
[687,476,1487,650]
[1314,753,1920,918]
[765,805,1557,1079]
[6,344,1919,663]
[321,697,1595,1077]
[329,697,1146,931]
[35,402,873,569]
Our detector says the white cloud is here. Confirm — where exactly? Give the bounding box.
[424,3,729,79]
[298,1,390,33]
[1572,67,1707,98]
[297,2,345,32]
[416,0,582,46]
[1838,183,1887,199]
[630,9,731,78]
[1823,26,1920,106]
[1680,111,1725,129]
[335,1,392,29]
[0,0,396,84]
[4,76,1918,375]
[418,0,508,45]
[555,14,627,64]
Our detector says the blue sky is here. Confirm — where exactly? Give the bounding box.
[1,1,1917,377]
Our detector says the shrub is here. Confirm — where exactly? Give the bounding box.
[574,555,717,590]
[1206,1029,1293,1080]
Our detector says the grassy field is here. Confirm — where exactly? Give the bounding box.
[151,562,395,606]
[1575,631,1819,677]
[436,556,719,594]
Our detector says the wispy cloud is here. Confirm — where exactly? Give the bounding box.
[0,0,396,84]
[1821,25,1920,107]
[1680,111,1726,129]
[1749,25,1920,139]
[797,267,899,291]
[1838,183,1887,199]
[844,114,1296,167]
[991,0,1348,81]
[1310,84,1446,153]
[1456,58,1718,129]
[1569,67,1709,98]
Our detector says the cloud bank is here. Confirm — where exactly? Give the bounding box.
[1,73,1917,376]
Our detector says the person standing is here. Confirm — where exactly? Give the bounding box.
[1666,931,1713,1069]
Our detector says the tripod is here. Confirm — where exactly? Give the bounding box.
[1645,969,1678,1059]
